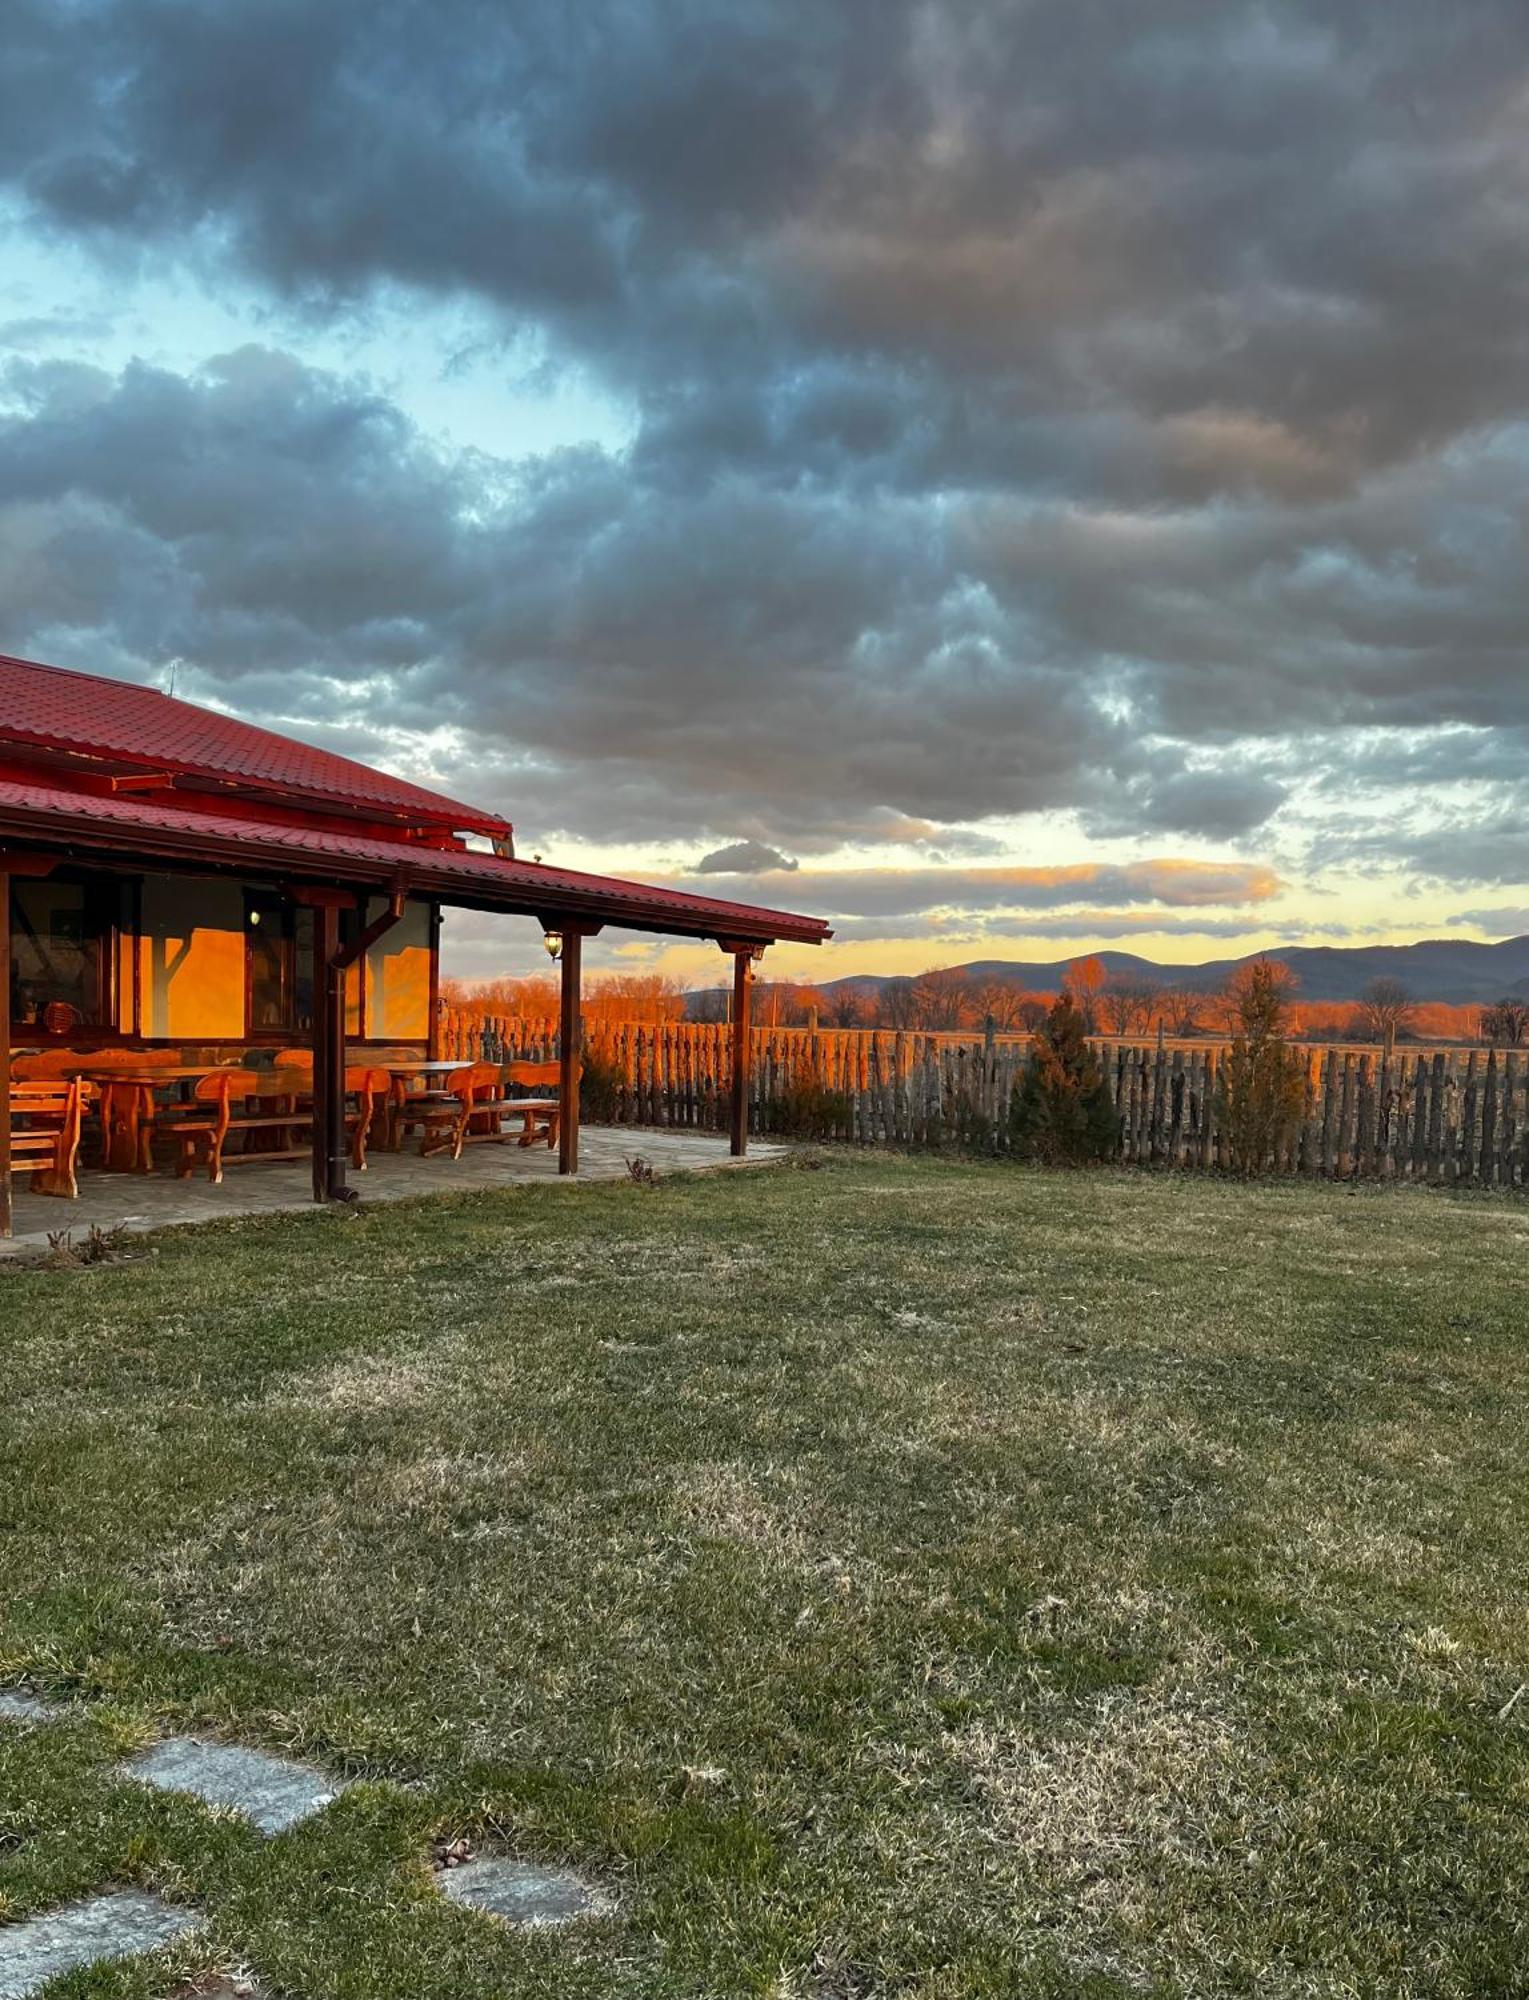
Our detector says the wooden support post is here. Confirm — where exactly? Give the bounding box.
[729,949,753,1156]
[0,870,10,1240]
[558,927,582,1176]
[310,901,348,1203]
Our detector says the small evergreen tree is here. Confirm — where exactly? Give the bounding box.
[1010,993,1119,1165]
[1216,958,1306,1175]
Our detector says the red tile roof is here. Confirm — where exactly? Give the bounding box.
[0,653,507,834]
[0,774,832,946]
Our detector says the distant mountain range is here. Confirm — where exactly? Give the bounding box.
[816,936,1529,1006]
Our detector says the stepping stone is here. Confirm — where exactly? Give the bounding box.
[118,1738,347,1836]
[0,1888,199,1998]
[0,1690,62,1726]
[438,1855,613,1928]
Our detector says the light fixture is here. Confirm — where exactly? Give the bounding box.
[249,908,262,926]
[543,929,563,962]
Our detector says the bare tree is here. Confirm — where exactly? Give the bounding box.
[912,968,975,1030]
[1160,987,1206,1036]
[826,983,871,1028]
[1015,995,1051,1033]
[881,978,917,1031]
[973,979,1027,1029]
[1098,976,1159,1036]
[1482,996,1529,1046]
[1353,977,1418,1049]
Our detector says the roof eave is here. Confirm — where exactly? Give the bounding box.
[0,798,831,950]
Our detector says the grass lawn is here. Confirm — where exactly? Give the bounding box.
[2,1154,1528,1998]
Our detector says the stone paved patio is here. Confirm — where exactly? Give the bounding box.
[1,1126,786,1257]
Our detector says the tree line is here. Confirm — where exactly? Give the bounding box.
[442,962,1529,1047]
[698,959,1529,1047]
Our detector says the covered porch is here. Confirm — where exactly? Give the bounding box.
[0,654,831,1235]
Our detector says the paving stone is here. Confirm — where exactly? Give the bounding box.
[0,1690,62,1726]
[438,1855,614,1928]
[0,1889,200,1998]
[118,1737,347,1836]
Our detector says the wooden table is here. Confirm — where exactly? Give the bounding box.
[381,1059,472,1152]
[73,1064,319,1174]
[72,1065,237,1174]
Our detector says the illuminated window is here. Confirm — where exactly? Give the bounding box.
[364,897,432,1040]
[135,877,244,1038]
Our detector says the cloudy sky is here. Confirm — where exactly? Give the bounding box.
[4,1,1528,986]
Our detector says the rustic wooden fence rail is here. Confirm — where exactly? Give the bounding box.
[437,1007,1529,1186]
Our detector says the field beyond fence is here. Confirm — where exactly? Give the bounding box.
[439,1007,1529,1187]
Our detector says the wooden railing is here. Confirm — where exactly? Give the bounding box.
[435,1008,1529,1186]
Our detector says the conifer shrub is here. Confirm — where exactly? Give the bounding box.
[1216,958,1307,1175]
[1009,993,1119,1164]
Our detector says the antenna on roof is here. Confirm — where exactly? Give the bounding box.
[164,655,183,697]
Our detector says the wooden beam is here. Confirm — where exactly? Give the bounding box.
[729,948,753,1157]
[332,883,405,971]
[311,901,349,1203]
[558,927,582,1176]
[0,870,10,1239]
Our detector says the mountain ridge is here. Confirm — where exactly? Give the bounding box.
[814,936,1529,1006]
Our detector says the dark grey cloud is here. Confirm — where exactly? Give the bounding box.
[1310,811,1529,891]
[1081,765,1290,841]
[695,841,797,875]
[3,2,1529,865]
[1449,906,1529,938]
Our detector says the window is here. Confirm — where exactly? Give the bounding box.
[245,892,316,1035]
[364,896,433,1040]
[243,894,359,1037]
[134,876,245,1038]
[11,876,115,1030]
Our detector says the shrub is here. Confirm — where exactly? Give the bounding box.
[578,1045,627,1122]
[1216,958,1307,1175]
[765,1073,850,1140]
[1009,994,1118,1164]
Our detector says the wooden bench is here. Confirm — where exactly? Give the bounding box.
[498,1058,576,1150]
[263,1054,391,1172]
[395,1059,577,1159]
[14,1048,181,1169]
[156,1067,388,1182]
[8,1079,90,1198]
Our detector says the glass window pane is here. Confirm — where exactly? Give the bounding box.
[136,876,245,1038]
[246,891,291,1031]
[11,879,106,1029]
[366,897,432,1040]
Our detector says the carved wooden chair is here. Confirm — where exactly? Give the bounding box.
[8,1078,89,1198]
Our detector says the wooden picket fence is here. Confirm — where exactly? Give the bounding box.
[437,1008,1529,1186]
